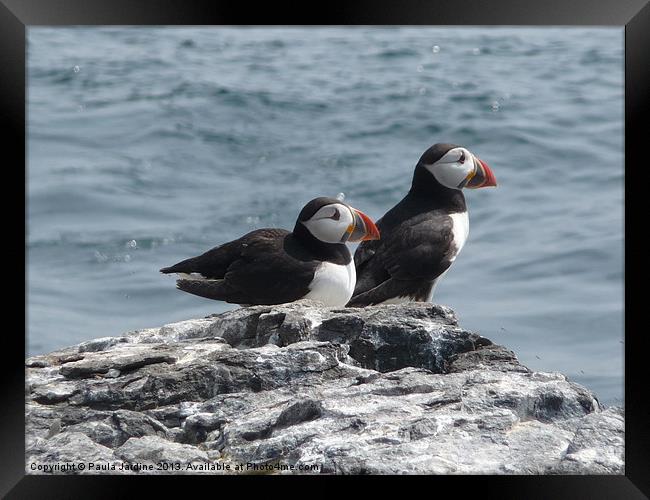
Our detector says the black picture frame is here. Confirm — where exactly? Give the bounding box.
[4,0,648,496]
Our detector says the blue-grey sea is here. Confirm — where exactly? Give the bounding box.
[27,27,624,406]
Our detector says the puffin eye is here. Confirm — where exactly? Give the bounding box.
[331,208,340,221]
[459,152,466,164]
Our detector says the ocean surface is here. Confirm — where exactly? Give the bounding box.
[27,27,624,406]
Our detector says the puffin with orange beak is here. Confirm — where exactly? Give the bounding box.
[348,143,496,306]
[161,197,379,307]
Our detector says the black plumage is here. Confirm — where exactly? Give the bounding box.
[348,144,469,306]
[349,196,465,306]
[160,197,354,305]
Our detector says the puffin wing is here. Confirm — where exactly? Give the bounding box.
[349,216,454,306]
[168,229,316,305]
[159,229,285,279]
[351,238,387,296]
[351,214,388,295]
[381,222,454,281]
[353,237,378,269]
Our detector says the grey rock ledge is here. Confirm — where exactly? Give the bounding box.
[26,301,624,475]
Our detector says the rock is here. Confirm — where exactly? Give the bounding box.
[205,301,481,374]
[25,301,623,475]
[115,435,210,468]
[549,407,625,474]
[27,432,124,474]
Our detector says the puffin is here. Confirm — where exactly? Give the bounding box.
[347,143,496,306]
[160,197,380,307]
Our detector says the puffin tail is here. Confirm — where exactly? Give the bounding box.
[176,278,230,301]
[347,278,418,307]
[160,257,198,274]
[346,294,369,307]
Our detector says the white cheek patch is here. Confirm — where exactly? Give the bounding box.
[425,147,474,189]
[302,204,354,244]
[430,164,463,189]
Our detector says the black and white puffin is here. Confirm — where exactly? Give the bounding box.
[160,197,380,307]
[347,143,496,307]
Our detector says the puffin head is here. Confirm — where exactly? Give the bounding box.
[417,143,497,190]
[296,197,380,244]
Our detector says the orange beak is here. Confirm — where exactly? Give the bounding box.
[466,156,497,189]
[345,208,380,242]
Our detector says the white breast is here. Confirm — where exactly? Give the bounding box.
[303,260,356,307]
[449,211,469,259]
